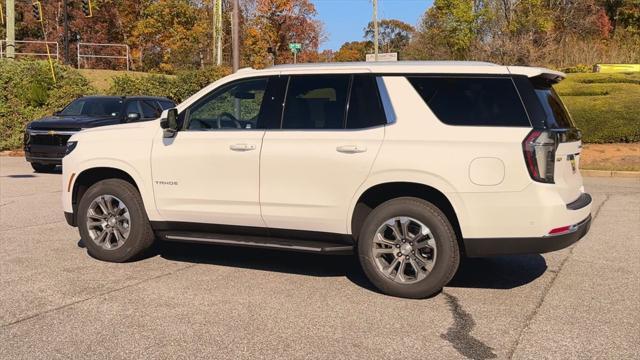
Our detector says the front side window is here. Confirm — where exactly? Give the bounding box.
[187,78,267,130]
[60,98,123,117]
[282,75,350,129]
[158,100,176,110]
[141,100,160,119]
[408,77,530,127]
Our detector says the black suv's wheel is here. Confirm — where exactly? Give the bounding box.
[357,197,460,298]
[31,163,57,173]
[78,179,155,262]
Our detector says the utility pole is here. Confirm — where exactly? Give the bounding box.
[373,0,379,61]
[216,0,222,65]
[212,0,222,66]
[63,0,69,63]
[231,0,239,72]
[211,0,218,62]
[5,0,15,59]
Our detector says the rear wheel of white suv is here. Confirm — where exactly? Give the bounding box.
[78,179,155,262]
[357,197,460,298]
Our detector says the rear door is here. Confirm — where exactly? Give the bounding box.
[259,74,386,234]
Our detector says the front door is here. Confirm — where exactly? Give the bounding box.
[151,77,269,227]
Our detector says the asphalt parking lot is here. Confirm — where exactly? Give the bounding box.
[1,156,638,359]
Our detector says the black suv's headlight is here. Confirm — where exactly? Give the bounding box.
[66,141,78,155]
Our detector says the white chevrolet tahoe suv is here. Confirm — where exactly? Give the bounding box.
[62,62,592,298]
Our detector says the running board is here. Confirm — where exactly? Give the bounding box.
[158,231,354,255]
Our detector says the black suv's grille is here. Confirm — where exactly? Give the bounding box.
[30,134,71,146]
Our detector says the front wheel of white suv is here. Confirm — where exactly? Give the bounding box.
[357,197,460,298]
[78,179,155,262]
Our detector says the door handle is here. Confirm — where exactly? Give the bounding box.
[336,145,367,154]
[229,143,256,151]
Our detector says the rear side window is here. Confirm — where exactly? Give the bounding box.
[282,75,349,129]
[124,101,140,116]
[346,75,387,129]
[408,77,530,127]
[531,78,575,129]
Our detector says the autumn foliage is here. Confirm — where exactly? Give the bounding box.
[2,0,323,72]
[1,0,638,72]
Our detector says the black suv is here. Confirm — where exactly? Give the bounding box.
[24,96,175,172]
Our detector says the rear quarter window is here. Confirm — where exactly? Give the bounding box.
[407,77,531,127]
[530,78,575,129]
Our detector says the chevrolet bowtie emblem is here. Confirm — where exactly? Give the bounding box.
[48,130,57,135]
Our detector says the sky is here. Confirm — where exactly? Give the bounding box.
[311,0,434,51]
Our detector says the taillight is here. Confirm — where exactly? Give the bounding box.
[523,130,557,183]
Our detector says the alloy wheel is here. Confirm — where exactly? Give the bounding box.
[372,216,437,284]
[86,194,131,250]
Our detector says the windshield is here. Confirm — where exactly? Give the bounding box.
[533,82,575,129]
[59,98,124,117]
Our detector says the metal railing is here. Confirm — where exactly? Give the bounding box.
[0,40,59,60]
[77,42,130,71]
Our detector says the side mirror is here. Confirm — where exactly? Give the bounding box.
[160,108,179,137]
[126,112,141,122]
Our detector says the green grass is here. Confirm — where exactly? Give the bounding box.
[556,73,640,143]
[78,69,173,92]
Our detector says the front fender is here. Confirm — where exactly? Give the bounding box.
[65,158,161,221]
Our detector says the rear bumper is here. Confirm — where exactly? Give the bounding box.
[463,214,591,257]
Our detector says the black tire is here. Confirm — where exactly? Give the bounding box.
[31,163,57,173]
[357,197,460,299]
[78,179,155,262]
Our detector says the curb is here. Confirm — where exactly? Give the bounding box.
[0,150,25,157]
[581,169,640,178]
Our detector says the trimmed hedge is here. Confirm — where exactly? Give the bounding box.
[1,62,230,151]
[1,60,95,150]
[556,73,640,143]
[107,66,231,103]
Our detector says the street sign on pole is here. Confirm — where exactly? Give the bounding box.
[288,43,302,52]
[366,52,398,62]
[289,43,301,64]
